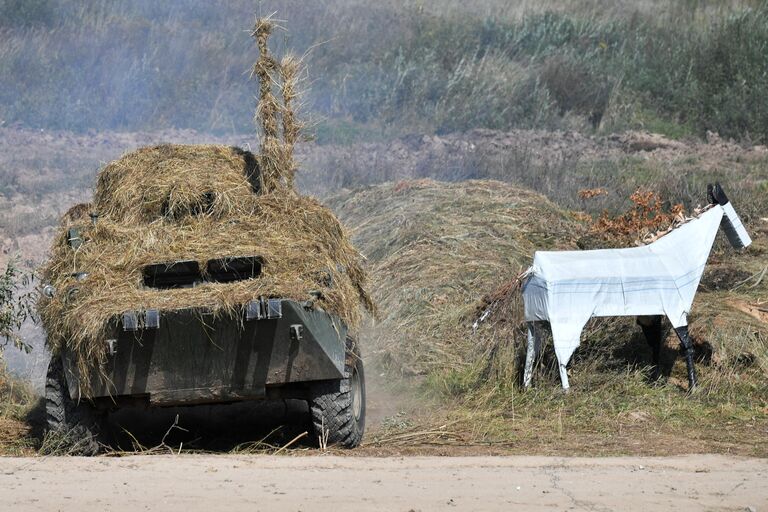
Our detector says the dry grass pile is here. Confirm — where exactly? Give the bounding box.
[37,18,373,395]
[328,179,581,377]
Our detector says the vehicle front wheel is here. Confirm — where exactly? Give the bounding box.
[44,356,103,455]
[308,336,365,448]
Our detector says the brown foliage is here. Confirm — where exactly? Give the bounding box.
[578,187,608,199]
[589,189,686,247]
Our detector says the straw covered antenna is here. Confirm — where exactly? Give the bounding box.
[251,16,304,193]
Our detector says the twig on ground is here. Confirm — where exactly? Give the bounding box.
[273,431,307,455]
[732,265,768,291]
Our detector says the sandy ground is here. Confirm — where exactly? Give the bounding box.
[0,454,765,511]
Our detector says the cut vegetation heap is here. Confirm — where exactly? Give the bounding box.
[37,17,374,397]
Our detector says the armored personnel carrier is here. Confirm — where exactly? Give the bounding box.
[37,18,373,454]
[39,144,371,454]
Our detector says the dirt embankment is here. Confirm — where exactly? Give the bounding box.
[2,125,766,267]
[300,128,768,196]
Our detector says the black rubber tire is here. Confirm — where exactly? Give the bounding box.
[45,357,103,456]
[308,336,366,448]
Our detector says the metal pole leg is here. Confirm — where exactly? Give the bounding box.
[674,325,698,390]
[638,315,663,381]
[523,322,537,388]
[558,363,570,392]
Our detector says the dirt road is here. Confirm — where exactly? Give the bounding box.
[1,454,765,511]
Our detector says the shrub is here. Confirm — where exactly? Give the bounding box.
[0,261,34,353]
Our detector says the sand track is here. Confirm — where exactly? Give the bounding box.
[0,454,765,511]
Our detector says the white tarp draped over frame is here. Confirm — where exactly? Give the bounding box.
[522,206,726,370]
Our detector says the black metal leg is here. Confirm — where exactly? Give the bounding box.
[637,315,663,381]
[674,325,698,390]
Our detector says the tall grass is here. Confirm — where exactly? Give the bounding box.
[0,0,766,141]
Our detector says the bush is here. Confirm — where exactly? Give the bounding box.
[690,8,768,140]
[0,261,34,353]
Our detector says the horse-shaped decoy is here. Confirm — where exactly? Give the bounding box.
[521,183,752,391]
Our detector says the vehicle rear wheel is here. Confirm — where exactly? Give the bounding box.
[308,336,365,448]
[45,356,103,455]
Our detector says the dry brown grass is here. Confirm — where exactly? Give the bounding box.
[0,359,36,455]
[329,179,581,377]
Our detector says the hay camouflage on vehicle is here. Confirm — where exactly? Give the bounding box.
[37,17,372,454]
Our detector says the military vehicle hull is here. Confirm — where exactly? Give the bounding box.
[61,299,349,406]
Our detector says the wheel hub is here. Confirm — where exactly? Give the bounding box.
[351,366,362,421]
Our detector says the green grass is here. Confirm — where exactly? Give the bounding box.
[0,1,767,142]
[628,109,697,140]
[395,295,768,455]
